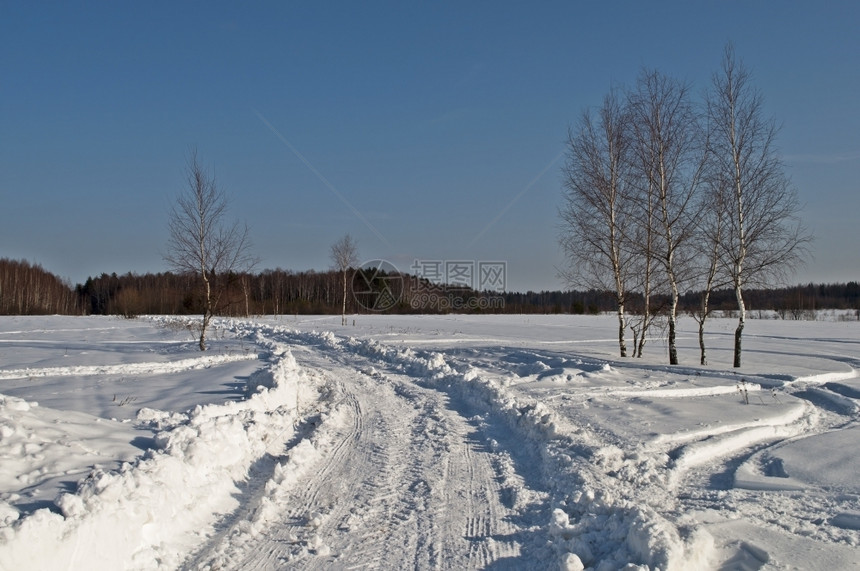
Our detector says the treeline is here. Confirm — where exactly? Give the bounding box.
[0,259,80,315]
[1,258,858,317]
[78,269,349,317]
[514,283,860,316]
[76,269,508,316]
[680,283,860,316]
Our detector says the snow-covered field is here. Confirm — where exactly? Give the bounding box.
[1,313,858,570]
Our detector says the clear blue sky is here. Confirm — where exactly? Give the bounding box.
[2,1,858,292]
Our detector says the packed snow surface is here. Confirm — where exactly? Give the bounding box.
[1,313,859,570]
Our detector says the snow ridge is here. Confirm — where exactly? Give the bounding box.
[0,338,318,570]
[0,352,257,381]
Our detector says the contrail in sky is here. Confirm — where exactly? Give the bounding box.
[253,108,392,249]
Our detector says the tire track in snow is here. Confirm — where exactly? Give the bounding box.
[192,328,532,569]
[458,433,516,569]
[262,385,367,569]
[180,320,860,569]
[230,354,424,569]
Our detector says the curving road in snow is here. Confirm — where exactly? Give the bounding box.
[1,314,859,570]
[185,326,551,570]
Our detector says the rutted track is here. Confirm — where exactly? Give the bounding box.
[181,320,860,570]
[5,315,857,569]
[186,326,542,570]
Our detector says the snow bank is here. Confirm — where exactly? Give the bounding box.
[792,370,857,386]
[0,352,258,381]
[549,500,714,571]
[0,344,316,570]
[193,401,352,568]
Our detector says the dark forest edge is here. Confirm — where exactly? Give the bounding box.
[1,257,858,318]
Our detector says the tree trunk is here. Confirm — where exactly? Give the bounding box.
[199,312,209,351]
[733,285,746,367]
[631,327,640,357]
[668,317,678,364]
[668,279,679,365]
[698,290,710,365]
[617,303,627,357]
[341,270,348,326]
[200,272,211,351]
[242,276,250,317]
[636,290,649,358]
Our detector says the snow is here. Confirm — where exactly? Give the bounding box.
[1,313,859,569]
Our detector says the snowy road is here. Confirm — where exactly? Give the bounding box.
[2,314,859,569]
[187,328,549,569]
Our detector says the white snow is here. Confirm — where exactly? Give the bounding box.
[0,313,858,569]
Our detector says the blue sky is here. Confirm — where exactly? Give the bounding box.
[2,1,858,292]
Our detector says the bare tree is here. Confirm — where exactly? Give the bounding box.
[626,152,660,359]
[628,69,706,365]
[560,89,635,358]
[689,171,730,365]
[330,234,359,325]
[164,149,256,350]
[707,45,810,367]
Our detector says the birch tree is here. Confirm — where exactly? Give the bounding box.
[330,234,359,325]
[628,69,706,365]
[165,149,256,350]
[627,116,659,360]
[560,89,634,357]
[690,171,729,365]
[707,45,810,367]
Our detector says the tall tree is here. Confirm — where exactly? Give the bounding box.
[707,45,810,367]
[330,234,359,325]
[164,149,256,350]
[560,89,634,357]
[690,171,729,365]
[628,69,706,365]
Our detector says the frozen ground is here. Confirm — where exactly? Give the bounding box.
[0,313,858,570]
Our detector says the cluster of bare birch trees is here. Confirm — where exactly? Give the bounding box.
[560,45,810,368]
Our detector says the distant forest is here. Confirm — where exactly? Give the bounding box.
[1,258,858,318]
